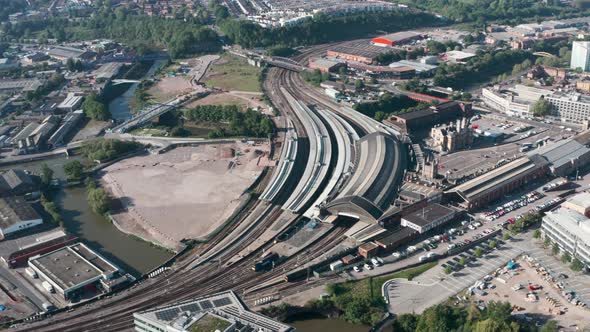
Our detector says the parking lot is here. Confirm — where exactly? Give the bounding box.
[385,235,524,314]
[469,255,589,331]
[526,246,590,308]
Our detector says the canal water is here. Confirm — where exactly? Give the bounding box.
[289,318,368,332]
[0,157,172,276]
[108,60,165,122]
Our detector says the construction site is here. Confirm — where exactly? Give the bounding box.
[101,142,271,250]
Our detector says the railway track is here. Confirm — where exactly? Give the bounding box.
[17,49,354,331]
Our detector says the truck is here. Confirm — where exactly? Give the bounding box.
[25,267,37,278]
[418,255,428,262]
[330,260,344,271]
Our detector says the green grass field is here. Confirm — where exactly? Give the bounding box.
[204,54,261,93]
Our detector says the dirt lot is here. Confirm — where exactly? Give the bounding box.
[148,76,194,102]
[471,256,589,330]
[101,142,270,250]
[186,92,266,111]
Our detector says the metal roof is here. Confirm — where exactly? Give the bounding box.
[532,139,590,169]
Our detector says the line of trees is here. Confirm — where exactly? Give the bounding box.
[399,0,586,24]
[393,301,558,332]
[80,139,143,162]
[433,49,533,89]
[1,7,220,58]
[218,10,443,48]
[354,92,421,121]
[183,105,273,138]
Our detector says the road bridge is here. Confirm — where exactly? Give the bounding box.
[111,79,141,85]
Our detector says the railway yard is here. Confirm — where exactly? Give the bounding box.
[5,32,590,332]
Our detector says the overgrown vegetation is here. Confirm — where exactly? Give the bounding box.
[392,301,557,332]
[433,49,533,89]
[323,262,437,325]
[302,69,330,86]
[354,92,422,121]
[25,73,65,102]
[63,160,85,182]
[80,139,143,162]
[219,10,442,48]
[83,94,111,121]
[86,179,110,215]
[508,213,542,234]
[395,0,587,24]
[2,6,219,58]
[183,105,273,138]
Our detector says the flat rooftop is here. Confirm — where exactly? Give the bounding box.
[29,243,119,291]
[402,203,454,227]
[328,40,392,59]
[375,31,422,42]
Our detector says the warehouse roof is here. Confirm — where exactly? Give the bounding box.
[449,156,547,201]
[531,139,590,170]
[325,132,406,222]
[375,227,417,247]
[29,243,119,291]
[0,196,40,230]
[0,169,34,193]
[375,31,422,43]
[93,62,123,80]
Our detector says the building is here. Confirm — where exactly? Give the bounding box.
[0,58,19,72]
[2,230,77,268]
[430,118,473,152]
[0,169,37,197]
[446,156,548,210]
[358,242,379,258]
[542,206,590,268]
[482,85,590,124]
[326,41,391,64]
[48,110,84,147]
[571,41,590,72]
[25,115,60,149]
[374,227,418,252]
[0,196,42,239]
[133,291,293,332]
[530,139,590,176]
[92,62,123,82]
[440,50,476,64]
[28,242,126,300]
[48,46,95,63]
[385,101,471,134]
[562,192,590,217]
[346,62,415,78]
[308,58,345,73]
[371,31,423,47]
[401,203,456,233]
[22,52,50,65]
[57,93,84,112]
[0,78,43,94]
[389,60,438,75]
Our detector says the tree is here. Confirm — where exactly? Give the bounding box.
[63,160,84,181]
[503,232,511,241]
[444,266,453,275]
[561,251,572,264]
[87,186,110,215]
[532,98,552,117]
[474,318,512,332]
[544,237,552,249]
[488,240,497,249]
[459,257,466,266]
[552,243,560,256]
[571,258,584,272]
[475,248,483,258]
[82,94,111,121]
[40,163,54,187]
[394,313,418,332]
[533,229,541,239]
[540,320,559,332]
[354,79,365,91]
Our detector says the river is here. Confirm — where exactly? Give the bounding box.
[0,157,172,276]
[108,60,165,122]
[290,317,368,332]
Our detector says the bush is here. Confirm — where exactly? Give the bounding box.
[63,160,84,181]
[81,139,143,162]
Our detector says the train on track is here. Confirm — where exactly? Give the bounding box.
[252,252,280,272]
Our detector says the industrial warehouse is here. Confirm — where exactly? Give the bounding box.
[27,243,131,301]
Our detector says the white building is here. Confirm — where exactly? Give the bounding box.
[571,41,590,72]
[134,291,292,332]
[0,196,42,238]
[542,205,590,268]
[482,85,590,124]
